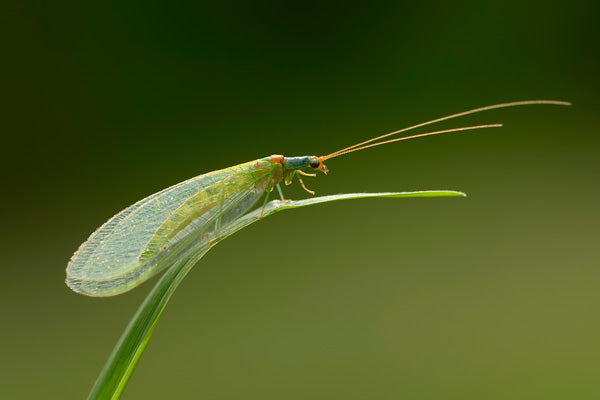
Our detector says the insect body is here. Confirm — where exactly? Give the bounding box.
[66,100,570,297]
[66,156,325,296]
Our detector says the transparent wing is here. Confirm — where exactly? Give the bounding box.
[66,160,276,296]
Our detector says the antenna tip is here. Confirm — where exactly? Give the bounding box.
[537,100,572,106]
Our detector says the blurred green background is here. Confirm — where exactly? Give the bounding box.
[2,1,599,399]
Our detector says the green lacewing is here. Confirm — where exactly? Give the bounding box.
[66,100,570,296]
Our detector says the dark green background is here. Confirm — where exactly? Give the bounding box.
[3,2,599,399]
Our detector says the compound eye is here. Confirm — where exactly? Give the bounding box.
[309,158,320,168]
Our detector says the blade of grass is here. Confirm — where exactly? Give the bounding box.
[87,190,465,399]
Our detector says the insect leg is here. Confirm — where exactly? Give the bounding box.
[297,170,316,177]
[258,189,271,219]
[276,184,288,202]
[296,175,315,195]
[258,175,276,219]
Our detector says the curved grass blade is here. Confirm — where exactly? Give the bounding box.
[87,190,464,400]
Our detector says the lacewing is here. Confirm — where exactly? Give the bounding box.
[66,100,570,296]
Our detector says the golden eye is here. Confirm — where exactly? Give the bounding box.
[309,158,320,168]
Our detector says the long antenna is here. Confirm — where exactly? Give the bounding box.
[324,100,571,160]
[325,124,502,159]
